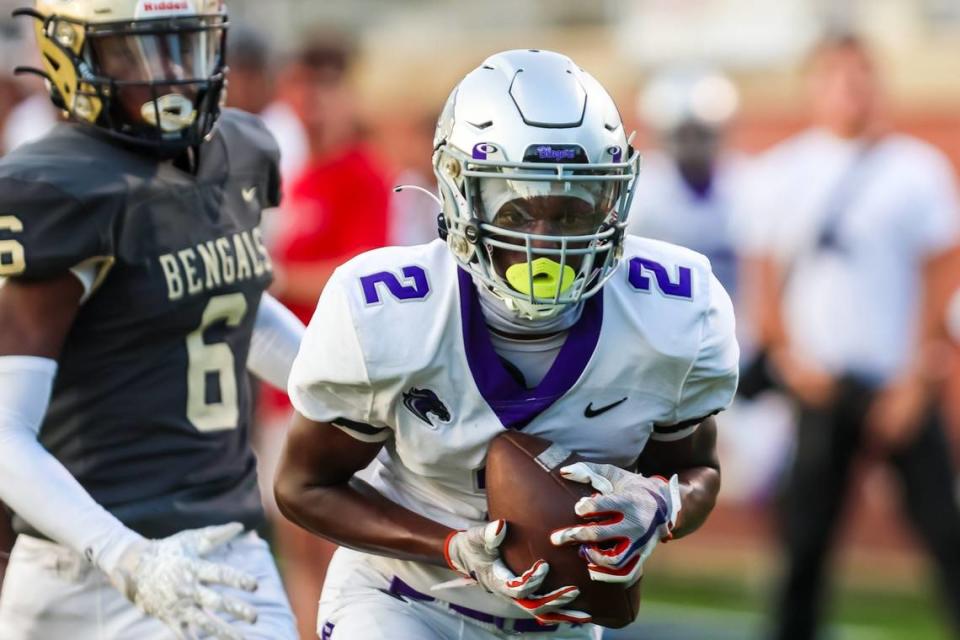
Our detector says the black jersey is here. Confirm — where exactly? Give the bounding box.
[0,110,281,539]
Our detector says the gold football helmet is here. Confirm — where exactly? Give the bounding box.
[15,0,228,151]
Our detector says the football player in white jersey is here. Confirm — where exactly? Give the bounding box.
[275,49,740,639]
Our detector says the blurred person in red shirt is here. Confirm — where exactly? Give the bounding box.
[271,38,391,322]
[261,36,391,640]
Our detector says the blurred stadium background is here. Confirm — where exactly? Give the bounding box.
[3,1,960,638]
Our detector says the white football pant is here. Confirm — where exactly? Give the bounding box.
[0,531,296,640]
[318,548,603,640]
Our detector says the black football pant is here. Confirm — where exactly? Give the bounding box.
[772,380,960,640]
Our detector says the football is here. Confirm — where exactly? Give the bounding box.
[486,430,642,628]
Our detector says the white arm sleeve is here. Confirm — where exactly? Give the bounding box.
[652,274,740,442]
[247,293,306,391]
[0,356,140,573]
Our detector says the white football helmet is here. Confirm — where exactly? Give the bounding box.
[433,49,640,321]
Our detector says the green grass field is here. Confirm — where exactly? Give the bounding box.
[604,571,951,640]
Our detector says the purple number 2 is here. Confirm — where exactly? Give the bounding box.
[628,258,693,300]
[361,266,430,305]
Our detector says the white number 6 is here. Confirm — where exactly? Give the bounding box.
[0,216,26,277]
[186,293,247,432]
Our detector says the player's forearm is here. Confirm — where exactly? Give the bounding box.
[637,418,721,540]
[275,475,453,567]
[275,415,455,567]
[670,466,721,539]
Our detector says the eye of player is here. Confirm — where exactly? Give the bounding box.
[491,197,602,236]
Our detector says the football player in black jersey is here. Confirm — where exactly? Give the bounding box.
[0,1,302,638]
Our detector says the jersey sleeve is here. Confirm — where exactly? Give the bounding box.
[0,177,114,281]
[653,273,740,442]
[287,270,391,443]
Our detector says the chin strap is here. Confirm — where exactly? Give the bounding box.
[475,281,583,336]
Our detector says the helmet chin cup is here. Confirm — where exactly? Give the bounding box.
[141,94,198,133]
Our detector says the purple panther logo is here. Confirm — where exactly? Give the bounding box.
[402,388,451,427]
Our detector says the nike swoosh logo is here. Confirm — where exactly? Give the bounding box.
[584,397,628,419]
[242,187,257,203]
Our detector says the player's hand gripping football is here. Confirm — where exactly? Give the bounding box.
[105,522,258,640]
[445,520,592,624]
[550,462,681,586]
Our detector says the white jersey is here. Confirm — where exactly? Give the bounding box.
[289,237,739,618]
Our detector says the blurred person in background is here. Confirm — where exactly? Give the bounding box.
[738,33,960,639]
[224,25,289,265]
[225,24,275,117]
[260,35,392,640]
[388,111,444,246]
[627,67,795,510]
[270,36,391,317]
[628,67,744,298]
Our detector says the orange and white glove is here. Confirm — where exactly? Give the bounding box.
[444,520,591,624]
[550,463,681,587]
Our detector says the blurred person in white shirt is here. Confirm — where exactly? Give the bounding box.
[628,67,745,299]
[627,68,792,506]
[737,33,960,640]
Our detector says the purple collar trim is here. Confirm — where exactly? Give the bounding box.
[457,268,603,430]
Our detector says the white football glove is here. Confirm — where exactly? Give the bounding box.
[444,520,591,625]
[550,463,681,587]
[105,522,258,640]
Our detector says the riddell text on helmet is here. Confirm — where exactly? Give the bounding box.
[140,1,191,13]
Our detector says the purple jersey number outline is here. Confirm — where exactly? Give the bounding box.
[628,257,693,300]
[361,266,430,305]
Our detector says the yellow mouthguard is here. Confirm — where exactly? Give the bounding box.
[505,258,576,299]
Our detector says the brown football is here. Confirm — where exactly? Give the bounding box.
[485,430,641,629]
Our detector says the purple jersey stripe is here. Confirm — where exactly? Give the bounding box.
[457,268,603,430]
